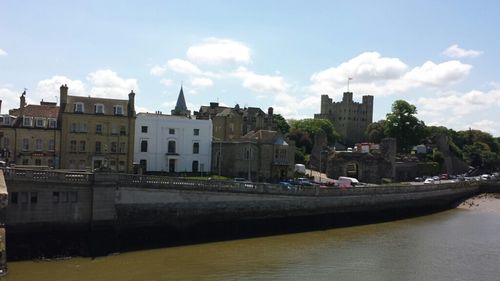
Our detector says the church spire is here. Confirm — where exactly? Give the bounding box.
[171,85,191,117]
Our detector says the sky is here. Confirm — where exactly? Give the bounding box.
[1,0,500,136]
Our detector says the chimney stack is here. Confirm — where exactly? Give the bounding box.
[60,84,68,111]
[20,90,26,109]
[128,90,136,117]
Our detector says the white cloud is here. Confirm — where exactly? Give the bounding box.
[150,65,167,76]
[187,37,251,65]
[233,67,288,94]
[0,88,19,113]
[468,120,497,134]
[167,58,202,75]
[310,52,472,98]
[442,44,483,58]
[191,77,213,88]
[160,79,173,87]
[0,49,7,57]
[87,69,138,99]
[401,60,472,88]
[37,75,86,98]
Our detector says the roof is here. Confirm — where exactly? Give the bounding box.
[174,86,188,112]
[10,104,59,118]
[242,130,283,143]
[65,95,129,115]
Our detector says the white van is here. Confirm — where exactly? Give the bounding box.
[337,176,359,188]
[294,164,306,174]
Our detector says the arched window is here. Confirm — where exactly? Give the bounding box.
[141,140,148,152]
[168,140,176,153]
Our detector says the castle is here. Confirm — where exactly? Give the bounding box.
[314,92,373,147]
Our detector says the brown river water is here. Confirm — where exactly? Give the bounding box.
[3,194,500,281]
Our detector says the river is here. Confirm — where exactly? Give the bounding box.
[3,194,500,281]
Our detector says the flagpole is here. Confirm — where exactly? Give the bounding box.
[347,78,350,92]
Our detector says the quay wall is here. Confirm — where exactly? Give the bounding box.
[2,170,483,233]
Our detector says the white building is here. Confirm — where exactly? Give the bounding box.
[134,112,212,173]
[134,86,212,173]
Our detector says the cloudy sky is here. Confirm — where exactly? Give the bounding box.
[1,1,499,135]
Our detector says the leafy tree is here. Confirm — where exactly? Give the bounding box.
[365,120,386,143]
[273,114,290,135]
[384,100,426,152]
[287,128,313,154]
[289,118,339,145]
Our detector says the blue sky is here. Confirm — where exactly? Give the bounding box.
[1,0,500,136]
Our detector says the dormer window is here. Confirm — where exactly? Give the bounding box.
[23,116,33,127]
[74,102,84,113]
[48,118,57,128]
[113,105,123,115]
[35,118,45,128]
[94,104,104,114]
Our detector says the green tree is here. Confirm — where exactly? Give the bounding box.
[273,114,290,135]
[365,120,386,143]
[289,118,339,145]
[384,100,426,152]
[287,128,313,154]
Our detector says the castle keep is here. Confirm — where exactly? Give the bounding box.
[314,92,373,147]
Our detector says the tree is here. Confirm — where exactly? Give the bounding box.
[289,118,339,145]
[287,128,313,154]
[365,120,386,143]
[384,100,426,152]
[273,114,290,135]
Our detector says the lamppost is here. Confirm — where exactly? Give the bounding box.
[319,149,328,183]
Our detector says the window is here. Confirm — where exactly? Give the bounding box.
[141,126,148,133]
[20,192,28,204]
[119,161,125,171]
[48,139,55,151]
[193,142,199,154]
[30,192,38,204]
[194,129,200,136]
[79,123,88,132]
[96,124,102,134]
[111,142,117,153]
[10,192,18,204]
[94,104,104,114]
[3,137,10,148]
[79,140,86,152]
[69,191,78,203]
[168,140,176,154]
[140,140,148,152]
[53,191,60,203]
[22,159,29,165]
[70,140,77,152]
[48,118,57,128]
[192,161,199,172]
[61,192,69,203]
[22,138,29,151]
[74,102,84,113]
[35,158,42,166]
[70,122,77,132]
[169,128,175,134]
[35,139,43,151]
[113,105,123,115]
[111,124,119,135]
[35,118,45,128]
[119,142,126,153]
[95,141,102,153]
[23,116,33,127]
[79,160,86,169]
[120,126,126,136]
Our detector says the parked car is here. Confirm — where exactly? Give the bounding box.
[414,177,423,182]
[424,178,435,184]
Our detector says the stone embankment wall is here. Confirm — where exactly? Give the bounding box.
[2,169,485,234]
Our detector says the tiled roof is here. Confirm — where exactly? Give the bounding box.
[242,130,279,142]
[10,104,59,118]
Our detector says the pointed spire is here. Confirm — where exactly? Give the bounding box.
[172,84,191,117]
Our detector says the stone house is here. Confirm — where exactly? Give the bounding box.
[58,85,136,172]
[212,130,295,182]
[195,103,276,141]
[0,92,60,167]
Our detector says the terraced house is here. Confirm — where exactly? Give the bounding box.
[0,92,60,167]
[58,85,136,172]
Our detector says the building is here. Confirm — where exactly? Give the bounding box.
[134,112,212,173]
[0,92,60,167]
[134,87,212,174]
[195,103,276,141]
[315,92,373,147]
[58,84,136,172]
[212,130,295,182]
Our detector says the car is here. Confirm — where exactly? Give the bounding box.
[414,177,423,182]
[424,178,435,184]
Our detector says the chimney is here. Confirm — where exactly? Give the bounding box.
[128,90,136,117]
[60,84,68,111]
[0,100,2,113]
[267,107,274,116]
[20,90,26,109]
[210,102,219,108]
